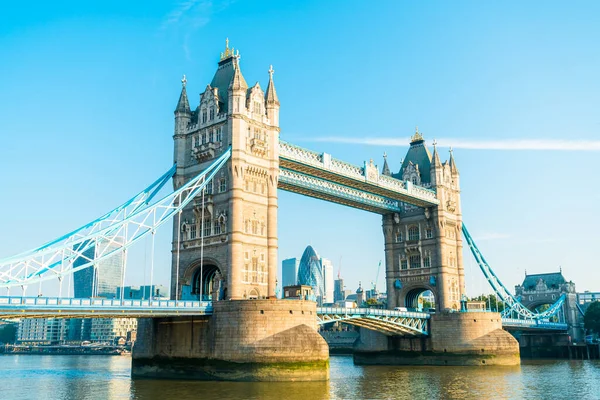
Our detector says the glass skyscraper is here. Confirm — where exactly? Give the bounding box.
[296,246,334,305]
[72,238,124,299]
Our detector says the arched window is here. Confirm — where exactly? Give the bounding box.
[202,109,207,123]
[408,226,420,241]
[209,107,215,120]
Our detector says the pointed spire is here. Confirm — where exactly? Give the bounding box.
[382,152,391,176]
[265,65,279,106]
[449,146,459,174]
[175,74,191,114]
[229,60,248,91]
[432,139,442,167]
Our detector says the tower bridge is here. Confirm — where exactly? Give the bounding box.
[0,40,578,380]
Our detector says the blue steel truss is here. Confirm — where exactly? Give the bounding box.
[0,149,231,289]
[462,224,566,321]
[0,296,212,319]
[316,307,429,336]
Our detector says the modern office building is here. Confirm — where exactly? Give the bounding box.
[89,318,138,343]
[17,318,69,344]
[296,245,335,305]
[117,285,169,300]
[334,277,345,302]
[73,238,124,299]
[578,291,600,313]
[281,258,299,288]
[322,258,334,304]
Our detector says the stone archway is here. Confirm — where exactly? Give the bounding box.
[404,287,436,311]
[191,263,223,301]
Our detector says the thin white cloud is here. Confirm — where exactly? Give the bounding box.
[305,136,600,151]
[161,0,204,30]
[160,1,232,60]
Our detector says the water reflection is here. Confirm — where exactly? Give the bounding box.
[0,355,598,400]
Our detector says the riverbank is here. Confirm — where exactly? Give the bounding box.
[0,344,130,355]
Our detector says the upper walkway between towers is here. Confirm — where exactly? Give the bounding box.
[278,140,439,213]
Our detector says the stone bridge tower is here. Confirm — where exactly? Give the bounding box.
[171,41,280,301]
[515,271,584,342]
[383,129,465,311]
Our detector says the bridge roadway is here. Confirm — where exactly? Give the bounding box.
[0,297,567,335]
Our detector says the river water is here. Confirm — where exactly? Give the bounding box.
[0,355,598,400]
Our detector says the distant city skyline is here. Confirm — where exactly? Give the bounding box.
[1,1,599,298]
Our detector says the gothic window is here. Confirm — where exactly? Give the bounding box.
[252,221,258,235]
[219,177,227,192]
[395,232,403,243]
[203,218,211,236]
[245,180,250,191]
[426,227,433,239]
[202,132,207,144]
[253,181,257,192]
[424,255,431,268]
[209,130,214,142]
[252,258,258,283]
[400,258,408,270]
[260,222,265,236]
[254,101,261,114]
[202,110,207,123]
[216,127,222,142]
[244,220,249,233]
[190,224,197,239]
[412,176,418,185]
[214,220,221,235]
[254,129,260,139]
[409,255,421,269]
[408,226,420,241]
[261,183,265,194]
[197,135,201,147]
[191,136,196,148]
[209,107,215,120]
[205,180,213,195]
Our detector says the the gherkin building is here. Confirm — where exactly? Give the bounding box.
[297,245,323,302]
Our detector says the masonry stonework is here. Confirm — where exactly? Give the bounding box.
[383,131,465,312]
[354,311,520,366]
[132,300,329,381]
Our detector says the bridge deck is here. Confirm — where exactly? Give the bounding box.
[0,297,213,319]
[0,297,567,333]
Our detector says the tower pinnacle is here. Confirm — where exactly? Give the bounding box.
[265,64,279,106]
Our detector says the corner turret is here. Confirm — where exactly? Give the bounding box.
[174,75,191,167]
[265,65,280,126]
[381,152,391,176]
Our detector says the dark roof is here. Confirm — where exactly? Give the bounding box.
[393,139,432,184]
[174,85,190,114]
[209,56,246,113]
[522,272,566,290]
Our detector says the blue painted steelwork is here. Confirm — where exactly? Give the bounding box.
[0,149,231,289]
[462,224,566,321]
[278,140,439,208]
[316,307,430,336]
[2,165,176,265]
[501,318,568,331]
[279,168,402,214]
[0,296,212,319]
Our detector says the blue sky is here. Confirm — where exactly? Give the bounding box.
[1,1,599,297]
